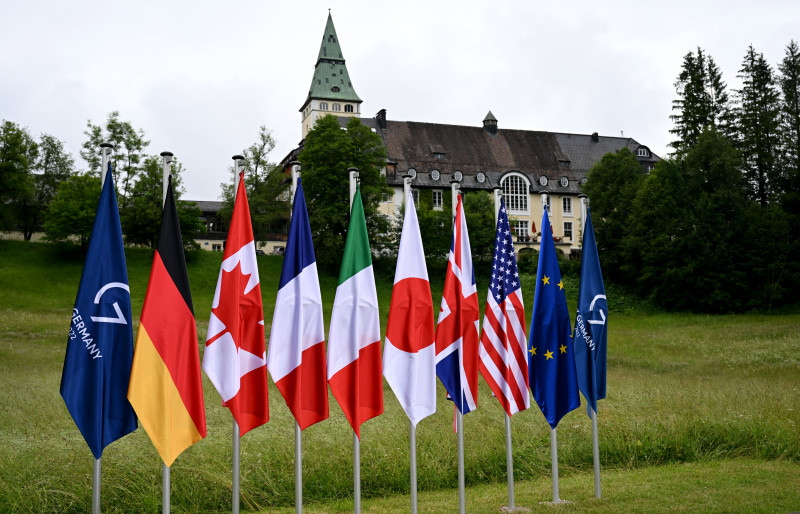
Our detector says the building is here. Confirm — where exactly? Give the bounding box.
[281,13,659,255]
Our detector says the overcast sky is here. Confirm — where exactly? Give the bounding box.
[2,1,798,200]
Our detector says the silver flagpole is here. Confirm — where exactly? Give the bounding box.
[290,161,301,205]
[591,409,601,498]
[505,413,515,510]
[354,432,361,513]
[231,155,244,514]
[457,410,465,514]
[92,142,113,514]
[160,150,174,514]
[409,420,418,514]
[550,428,560,503]
[295,422,302,514]
[349,168,359,211]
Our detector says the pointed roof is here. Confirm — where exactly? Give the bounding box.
[301,13,362,110]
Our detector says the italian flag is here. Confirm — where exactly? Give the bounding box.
[327,188,383,437]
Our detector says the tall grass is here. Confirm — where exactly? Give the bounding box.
[0,240,798,512]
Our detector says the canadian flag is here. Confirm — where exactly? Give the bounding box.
[203,173,268,435]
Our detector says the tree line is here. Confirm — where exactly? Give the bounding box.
[584,42,800,312]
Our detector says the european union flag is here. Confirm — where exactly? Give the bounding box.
[573,207,607,417]
[60,165,137,458]
[528,207,580,429]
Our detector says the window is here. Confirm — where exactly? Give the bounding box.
[453,171,463,182]
[560,176,569,187]
[580,177,588,186]
[433,152,446,160]
[562,197,572,215]
[331,86,340,92]
[502,174,529,213]
[646,163,655,172]
[514,220,529,240]
[539,175,548,186]
[319,101,328,110]
[407,168,417,179]
[637,147,649,157]
[433,190,443,210]
[430,169,440,181]
[476,172,486,183]
[212,243,223,252]
[332,103,341,111]
[344,104,353,113]
[543,195,551,211]
[564,222,573,241]
[411,189,419,206]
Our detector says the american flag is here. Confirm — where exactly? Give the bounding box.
[478,199,530,416]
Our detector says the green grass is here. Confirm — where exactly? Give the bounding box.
[1,239,799,512]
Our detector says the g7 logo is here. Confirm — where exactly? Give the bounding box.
[90,282,130,325]
[587,294,607,326]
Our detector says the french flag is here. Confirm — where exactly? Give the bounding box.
[435,195,481,414]
[266,178,329,430]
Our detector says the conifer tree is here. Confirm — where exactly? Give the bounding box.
[778,40,800,200]
[733,45,782,205]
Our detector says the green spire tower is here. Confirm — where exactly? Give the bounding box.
[300,12,363,138]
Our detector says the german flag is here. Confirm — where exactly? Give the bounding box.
[128,177,206,466]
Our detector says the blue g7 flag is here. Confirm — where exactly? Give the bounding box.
[528,207,580,429]
[573,207,607,417]
[60,166,137,458]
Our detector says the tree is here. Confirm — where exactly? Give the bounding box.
[462,191,496,263]
[581,148,647,285]
[0,121,38,231]
[670,48,731,152]
[121,155,203,251]
[218,126,290,244]
[298,115,392,270]
[778,40,800,209]
[43,173,101,250]
[733,45,782,206]
[81,111,150,208]
[16,134,74,240]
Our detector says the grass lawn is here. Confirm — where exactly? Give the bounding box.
[0,240,798,512]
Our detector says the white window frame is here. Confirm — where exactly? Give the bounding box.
[514,220,530,240]
[501,172,530,215]
[562,196,573,216]
[432,190,443,211]
[319,101,328,110]
[637,147,649,157]
[332,103,342,112]
[344,104,354,113]
[564,221,573,241]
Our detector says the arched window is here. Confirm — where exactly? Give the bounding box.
[332,103,342,111]
[501,173,529,213]
[319,101,328,110]
[344,104,354,113]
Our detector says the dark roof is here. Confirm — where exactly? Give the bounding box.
[186,200,224,212]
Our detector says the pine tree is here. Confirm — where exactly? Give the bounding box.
[733,45,782,206]
[778,40,800,198]
[670,48,731,152]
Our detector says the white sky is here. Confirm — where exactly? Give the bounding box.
[2,1,798,200]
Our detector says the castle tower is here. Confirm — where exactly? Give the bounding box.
[300,13,362,138]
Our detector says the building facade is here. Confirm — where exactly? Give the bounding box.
[283,13,659,255]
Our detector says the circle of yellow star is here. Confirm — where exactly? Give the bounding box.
[544,349,554,360]
[559,344,567,354]
[529,346,537,356]
[542,275,550,285]
[558,280,564,290]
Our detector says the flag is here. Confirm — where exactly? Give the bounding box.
[478,198,529,416]
[203,173,268,435]
[573,207,608,417]
[327,187,383,437]
[267,178,328,429]
[60,164,137,458]
[383,191,436,426]
[127,176,206,466]
[435,195,480,414]
[528,207,580,429]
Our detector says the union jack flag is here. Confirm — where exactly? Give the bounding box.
[435,195,480,414]
[478,199,529,416]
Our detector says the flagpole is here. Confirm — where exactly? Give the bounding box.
[457,409,465,514]
[505,413,516,509]
[160,151,173,514]
[290,161,301,206]
[92,142,113,514]
[349,168,359,211]
[409,420,418,514]
[591,407,601,498]
[353,432,361,513]
[230,154,245,514]
[295,422,302,514]
[550,428,560,503]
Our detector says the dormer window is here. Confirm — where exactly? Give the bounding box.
[637,147,650,157]
[453,171,463,182]
[430,169,441,181]
[476,172,486,183]
[433,152,446,160]
[539,176,548,186]
[407,168,417,179]
[331,86,340,92]
[560,177,569,187]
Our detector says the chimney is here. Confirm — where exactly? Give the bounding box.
[591,132,599,142]
[483,111,498,136]
[376,109,387,131]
